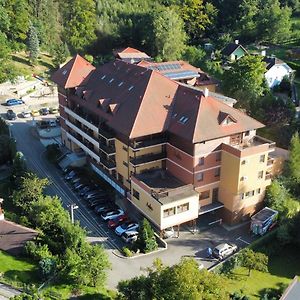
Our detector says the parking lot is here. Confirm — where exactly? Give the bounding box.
[0,108,258,288]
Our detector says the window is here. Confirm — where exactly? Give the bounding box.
[122,146,128,152]
[258,171,264,179]
[240,176,247,181]
[216,152,221,162]
[163,207,175,218]
[240,193,245,200]
[250,190,255,196]
[177,203,189,213]
[133,189,140,200]
[196,172,204,181]
[260,155,265,163]
[241,159,247,165]
[123,161,129,167]
[256,188,261,194]
[245,191,250,197]
[199,190,210,200]
[214,167,221,177]
[245,131,250,136]
[198,157,204,166]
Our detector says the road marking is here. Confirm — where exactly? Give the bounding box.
[236,236,250,245]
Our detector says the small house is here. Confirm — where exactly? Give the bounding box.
[263,56,294,88]
[221,40,248,62]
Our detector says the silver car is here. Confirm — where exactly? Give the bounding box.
[212,243,238,260]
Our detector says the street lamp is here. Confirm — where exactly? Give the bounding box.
[69,203,79,224]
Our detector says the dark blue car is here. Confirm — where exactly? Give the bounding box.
[6,99,24,106]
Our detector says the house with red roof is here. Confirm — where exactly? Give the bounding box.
[51,54,282,229]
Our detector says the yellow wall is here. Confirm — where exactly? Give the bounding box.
[130,181,199,230]
[219,149,272,213]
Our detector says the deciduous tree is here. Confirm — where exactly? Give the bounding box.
[152,7,187,61]
[239,248,268,276]
[222,55,267,110]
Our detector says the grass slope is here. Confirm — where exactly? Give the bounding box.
[0,250,39,287]
[227,247,300,299]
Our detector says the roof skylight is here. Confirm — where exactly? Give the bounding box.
[109,78,114,83]
[101,75,106,80]
[118,82,124,87]
[62,70,67,75]
[178,116,189,124]
[128,85,134,91]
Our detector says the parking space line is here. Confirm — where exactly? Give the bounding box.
[236,236,250,245]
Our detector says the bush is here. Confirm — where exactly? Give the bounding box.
[136,219,158,254]
[45,144,61,162]
[25,241,53,261]
[122,247,133,257]
[39,257,56,280]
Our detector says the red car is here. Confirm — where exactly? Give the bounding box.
[108,214,128,229]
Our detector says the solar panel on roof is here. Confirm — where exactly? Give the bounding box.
[164,70,200,80]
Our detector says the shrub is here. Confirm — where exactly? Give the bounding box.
[136,219,158,254]
[45,144,61,162]
[39,257,56,280]
[122,247,133,257]
[25,241,53,261]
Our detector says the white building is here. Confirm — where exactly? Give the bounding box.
[263,57,294,88]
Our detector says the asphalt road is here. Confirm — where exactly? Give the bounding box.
[3,115,254,289]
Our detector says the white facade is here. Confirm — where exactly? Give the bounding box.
[265,63,294,88]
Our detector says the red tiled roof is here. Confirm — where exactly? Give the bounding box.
[0,220,38,256]
[51,54,95,88]
[57,55,264,143]
[114,47,150,59]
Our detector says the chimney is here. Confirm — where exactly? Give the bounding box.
[204,88,209,97]
[235,39,239,45]
[261,50,266,56]
[0,198,4,220]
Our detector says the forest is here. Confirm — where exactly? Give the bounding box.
[0,0,299,66]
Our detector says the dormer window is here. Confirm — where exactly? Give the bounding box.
[218,111,237,126]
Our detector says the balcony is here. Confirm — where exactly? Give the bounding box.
[65,107,98,132]
[99,124,115,140]
[130,136,167,150]
[130,152,166,167]
[99,154,116,170]
[65,119,99,147]
[66,132,100,163]
[99,142,116,156]
[265,173,272,180]
[223,135,276,158]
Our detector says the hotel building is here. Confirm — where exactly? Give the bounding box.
[51,55,279,230]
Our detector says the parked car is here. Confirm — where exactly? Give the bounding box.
[212,243,238,260]
[73,182,86,191]
[21,111,31,118]
[94,203,116,213]
[115,221,139,236]
[6,99,24,106]
[101,209,124,221]
[6,109,16,120]
[108,214,128,229]
[49,120,57,127]
[121,231,139,243]
[89,197,108,208]
[65,170,77,180]
[71,176,81,185]
[83,190,106,200]
[49,107,58,114]
[163,227,175,239]
[78,186,93,196]
[31,109,40,117]
[39,107,49,115]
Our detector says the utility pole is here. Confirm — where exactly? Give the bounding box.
[69,203,78,224]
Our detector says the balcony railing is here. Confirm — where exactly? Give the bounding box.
[66,132,100,163]
[130,152,166,166]
[130,137,167,150]
[99,142,116,155]
[99,124,115,140]
[65,119,99,147]
[65,107,98,132]
[265,173,272,180]
[99,154,116,170]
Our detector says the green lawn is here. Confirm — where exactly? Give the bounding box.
[0,250,39,288]
[227,247,300,299]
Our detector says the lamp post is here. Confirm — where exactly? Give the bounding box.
[69,203,78,224]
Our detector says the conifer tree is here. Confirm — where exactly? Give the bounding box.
[27,24,39,65]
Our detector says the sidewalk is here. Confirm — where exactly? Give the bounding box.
[0,283,21,299]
